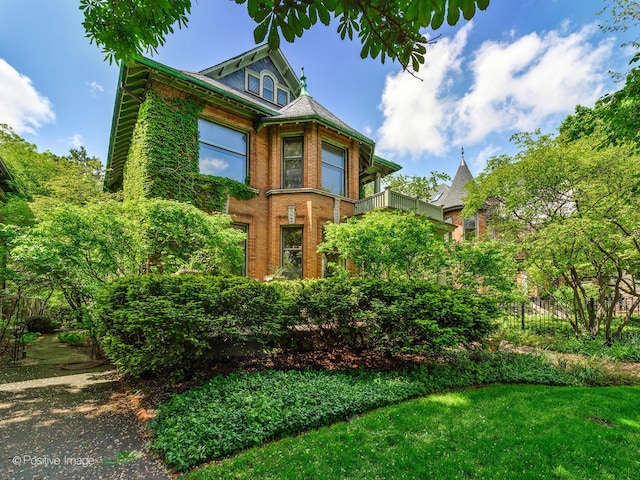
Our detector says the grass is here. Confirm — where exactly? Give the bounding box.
[181,384,640,480]
[151,351,636,471]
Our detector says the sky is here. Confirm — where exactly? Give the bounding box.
[0,0,635,181]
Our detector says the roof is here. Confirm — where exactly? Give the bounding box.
[105,48,396,190]
[441,156,474,211]
[200,44,301,95]
[105,56,282,190]
[259,93,374,147]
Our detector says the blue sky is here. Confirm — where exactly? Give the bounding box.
[0,0,635,180]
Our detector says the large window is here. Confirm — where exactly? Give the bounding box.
[321,142,346,196]
[281,226,303,279]
[283,137,303,188]
[198,119,247,183]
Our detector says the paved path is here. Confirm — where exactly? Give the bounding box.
[0,336,171,480]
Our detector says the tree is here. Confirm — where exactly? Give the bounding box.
[464,131,640,342]
[444,240,519,301]
[383,172,450,202]
[320,209,446,279]
[10,199,245,318]
[80,0,490,71]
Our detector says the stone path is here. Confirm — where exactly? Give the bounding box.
[0,335,171,480]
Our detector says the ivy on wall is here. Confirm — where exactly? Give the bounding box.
[123,89,257,212]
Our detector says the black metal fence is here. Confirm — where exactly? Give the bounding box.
[500,296,640,334]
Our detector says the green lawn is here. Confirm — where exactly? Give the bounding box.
[182,385,640,480]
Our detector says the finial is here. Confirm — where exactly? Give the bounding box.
[461,146,466,165]
[299,67,309,96]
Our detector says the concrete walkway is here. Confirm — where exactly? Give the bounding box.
[0,335,171,480]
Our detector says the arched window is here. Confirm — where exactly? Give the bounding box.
[263,75,274,102]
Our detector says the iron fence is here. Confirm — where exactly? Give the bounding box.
[500,296,640,334]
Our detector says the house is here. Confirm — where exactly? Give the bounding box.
[431,149,489,242]
[105,45,448,280]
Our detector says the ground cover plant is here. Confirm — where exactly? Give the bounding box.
[180,384,640,480]
[151,351,636,471]
[498,322,640,362]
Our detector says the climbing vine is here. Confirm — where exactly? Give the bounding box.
[123,89,257,212]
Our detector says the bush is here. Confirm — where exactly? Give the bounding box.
[25,315,60,334]
[93,274,287,379]
[291,278,497,354]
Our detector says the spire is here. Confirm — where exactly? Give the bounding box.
[460,146,466,166]
[299,67,309,96]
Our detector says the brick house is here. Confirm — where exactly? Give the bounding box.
[431,150,489,242]
[105,45,449,280]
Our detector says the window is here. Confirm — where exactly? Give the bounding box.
[198,119,247,183]
[463,215,477,241]
[321,142,346,196]
[247,74,260,94]
[283,137,303,188]
[277,88,289,106]
[263,75,274,102]
[232,223,248,276]
[281,226,303,279]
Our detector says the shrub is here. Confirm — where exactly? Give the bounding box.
[291,278,497,354]
[25,315,60,334]
[93,274,286,379]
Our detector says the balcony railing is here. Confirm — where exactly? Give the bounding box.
[354,188,444,221]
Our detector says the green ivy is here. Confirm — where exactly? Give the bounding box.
[123,89,257,211]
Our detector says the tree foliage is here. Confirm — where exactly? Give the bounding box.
[80,0,490,71]
[10,199,245,316]
[464,131,640,342]
[320,209,446,279]
[383,172,450,202]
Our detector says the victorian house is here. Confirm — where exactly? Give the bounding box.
[105,45,449,280]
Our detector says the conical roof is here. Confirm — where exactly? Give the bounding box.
[442,153,474,211]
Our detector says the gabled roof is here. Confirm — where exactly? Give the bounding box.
[200,44,301,96]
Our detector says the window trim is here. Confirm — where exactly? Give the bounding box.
[198,118,249,183]
[262,73,275,102]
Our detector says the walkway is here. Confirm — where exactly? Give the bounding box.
[0,334,171,480]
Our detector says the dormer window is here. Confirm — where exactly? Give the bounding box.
[277,88,289,106]
[263,75,274,102]
[245,69,290,106]
[247,74,260,95]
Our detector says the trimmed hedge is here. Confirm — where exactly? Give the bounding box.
[287,278,497,354]
[93,275,498,379]
[93,275,286,379]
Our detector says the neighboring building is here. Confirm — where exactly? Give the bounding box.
[105,45,448,280]
[432,149,489,242]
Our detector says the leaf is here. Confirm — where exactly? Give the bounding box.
[254,18,270,43]
[461,0,476,20]
[317,2,331,26]
[477,0,490,10]
[447,4,460,26]
[267,22,281,49]
[431,9,445,29]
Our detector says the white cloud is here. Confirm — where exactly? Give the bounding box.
[376,23,472,159]
[68,133,84,148]
[0,59,55,134]
[376,22,614,160]
[200,156,229,174]
[87,80,104,96]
